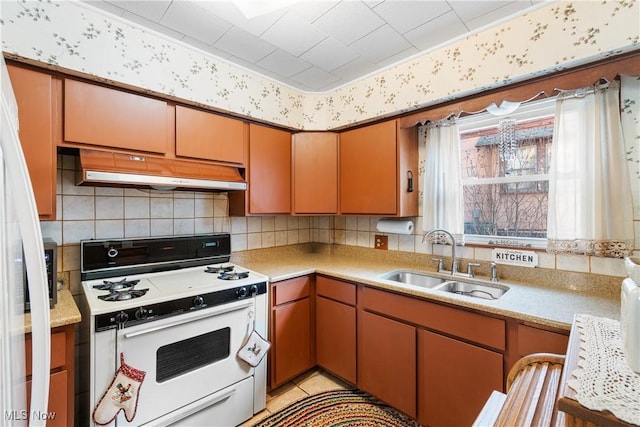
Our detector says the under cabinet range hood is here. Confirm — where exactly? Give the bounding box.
[77,149,247,191]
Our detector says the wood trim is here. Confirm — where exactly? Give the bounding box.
[398,51,640,127]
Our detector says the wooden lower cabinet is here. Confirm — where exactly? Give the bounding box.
[358,310,417,418]
[418,329,503,427]
[269,275,568,427]
[270,276,315,388]
[24,325,74,427]
[316,276,356,384]
[316,296,356,384]
[516,324,569,357]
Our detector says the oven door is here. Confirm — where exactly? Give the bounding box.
[110,299,255,426]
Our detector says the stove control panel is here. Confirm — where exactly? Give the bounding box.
[94,282,267,332]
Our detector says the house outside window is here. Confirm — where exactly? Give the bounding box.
[457,98,556,248]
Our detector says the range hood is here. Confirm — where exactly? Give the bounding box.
[78,149,247,191]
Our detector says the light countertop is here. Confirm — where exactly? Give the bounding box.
[232,244,621,331]
[23,288,81,333]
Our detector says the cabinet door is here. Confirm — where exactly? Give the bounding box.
[316,296,356,384]
[418,329,503,427]
[359,310,416,418]
[7,65,56,219]
[175,105,245,164]
[273,298,313,386]
[249,124,292,214]
[26,370,67,427]
[340,120,397,214]
[64,79,169,154]
[292,132,338,214]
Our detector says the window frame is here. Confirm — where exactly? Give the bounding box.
[457,97,556,249]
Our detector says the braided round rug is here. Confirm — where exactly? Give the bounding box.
[254,389,420,427]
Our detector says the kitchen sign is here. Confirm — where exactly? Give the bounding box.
[492,248,538,268]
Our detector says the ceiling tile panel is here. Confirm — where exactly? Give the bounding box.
[448,0,514,23]
[404,10,468,51]
[160,2,232,44]
[348,24,412,64]
[301,37,359,71]
[260,11,328,56]
[313,1,385,46]
[331,56,377,83]
[214,26,278,63]
[288,1,341,23]
[464,1,535,30]
[257,49,312,78]
[372,0,452,34]
[84,1,126,17]
[104,0,171,21]
[290,66,340,91]
[197,1,286,37]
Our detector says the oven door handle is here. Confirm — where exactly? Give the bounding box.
[123,300,253,339]
[139,387,237,427]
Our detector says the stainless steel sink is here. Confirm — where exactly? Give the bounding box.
[433,281,508,300]
[380,270,446,288]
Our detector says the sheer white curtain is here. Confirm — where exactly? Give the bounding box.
[420,118,465,244]
[547,81,634,257]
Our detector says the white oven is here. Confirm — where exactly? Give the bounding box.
[81,234,268,427]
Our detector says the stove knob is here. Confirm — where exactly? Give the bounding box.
[135,307,148,320]
[237,287,248,298]
[249,285,259,296]
[193,295,205,308]
[107,247,119,258]
[114,311,129,324]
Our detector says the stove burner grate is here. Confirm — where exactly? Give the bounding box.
[93,278,140,291]
[205,265,235,274]
[218,271,250,280]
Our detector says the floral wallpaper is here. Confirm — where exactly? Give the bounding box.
[622,75,640,221]
[1,0,638,130]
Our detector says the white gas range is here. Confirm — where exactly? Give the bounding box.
[81,234,268,427]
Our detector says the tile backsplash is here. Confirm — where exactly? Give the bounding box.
[42,154,317,290]
[45,154,627,293]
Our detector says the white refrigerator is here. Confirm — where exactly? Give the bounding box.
[0,56,51,425]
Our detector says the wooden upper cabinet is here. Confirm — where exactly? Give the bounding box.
[339,119,418,216]
[175,105,246,165]
[64,79,169,154]
[230,124,291,215]
[7,64,57,220]
[292,132,338,214]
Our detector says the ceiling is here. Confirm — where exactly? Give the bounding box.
[82,0,544,92]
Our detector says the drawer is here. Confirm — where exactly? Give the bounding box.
[26,369,68,427]
[273,275,311,305]
[317,276,356,305]
[517,324,569,357]
[25,330,66,376]
[362,286,505,350]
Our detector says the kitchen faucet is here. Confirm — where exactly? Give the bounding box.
[422,228,459,275]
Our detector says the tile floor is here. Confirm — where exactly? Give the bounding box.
[241,369,351,426]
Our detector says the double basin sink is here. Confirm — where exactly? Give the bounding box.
[380,270,509,300]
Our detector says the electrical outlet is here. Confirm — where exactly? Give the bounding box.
[375,234,388,250]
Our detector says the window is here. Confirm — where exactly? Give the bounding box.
[457,98,556,248]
